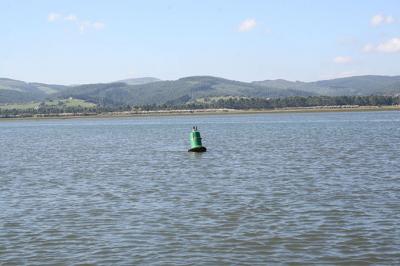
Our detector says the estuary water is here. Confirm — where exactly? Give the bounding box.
[0,111,400,265]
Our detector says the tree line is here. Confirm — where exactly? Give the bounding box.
[140,95,400,110]
[0,95,399,117]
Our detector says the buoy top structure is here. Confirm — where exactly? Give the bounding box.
[188,126,207,152]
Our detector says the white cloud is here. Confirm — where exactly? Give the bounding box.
[48,12,61,22]
[363,38,400,53]
[370,14,395,26]
[238,18,257,32]
[376,38,400,53]
[333,56,352,64]
[65,14,78,22]
[47,12,105,33]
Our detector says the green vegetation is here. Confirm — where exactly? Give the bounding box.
[0,99,95,110]
[1,76,400,119]
[2,75,400,106]
[45,98,96,108]
[0,102,40,110]
[141,95,400,110]
[253,75,400,96]
[0,99,97,117]
[1,95,398,118]
[0,78,67,103]
[54,76,315,107]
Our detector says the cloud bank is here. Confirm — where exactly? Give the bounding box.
[47,12,105,33]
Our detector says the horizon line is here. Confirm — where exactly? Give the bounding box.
[1,73,399,86]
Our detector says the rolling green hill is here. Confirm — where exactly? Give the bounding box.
[1,75,400,106]
[253,75,400,96]
[0,98,96,110]
[0,78,67,103]
[54,76,315,106]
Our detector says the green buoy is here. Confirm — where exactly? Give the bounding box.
[188,126,207,152]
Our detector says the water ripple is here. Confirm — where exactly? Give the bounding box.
[1,111,400,265]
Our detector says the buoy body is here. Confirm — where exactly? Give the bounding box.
[188,128,207,152]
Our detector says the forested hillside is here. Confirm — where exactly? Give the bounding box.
[1,75,400,106]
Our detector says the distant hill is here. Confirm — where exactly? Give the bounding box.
[54,76,315,106]
[1,75,400,106]
[0,78,66,103]
[253,75,400,96]
[116,77,161,85]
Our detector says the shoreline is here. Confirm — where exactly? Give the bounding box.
[0,105,399,121]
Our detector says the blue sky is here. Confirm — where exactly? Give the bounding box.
[0,0,399,84]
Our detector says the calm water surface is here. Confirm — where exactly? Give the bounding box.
[1,111,400,265]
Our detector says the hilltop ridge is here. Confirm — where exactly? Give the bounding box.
[1,75,399,105]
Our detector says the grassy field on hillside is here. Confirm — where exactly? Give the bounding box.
[0,99,96,110]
